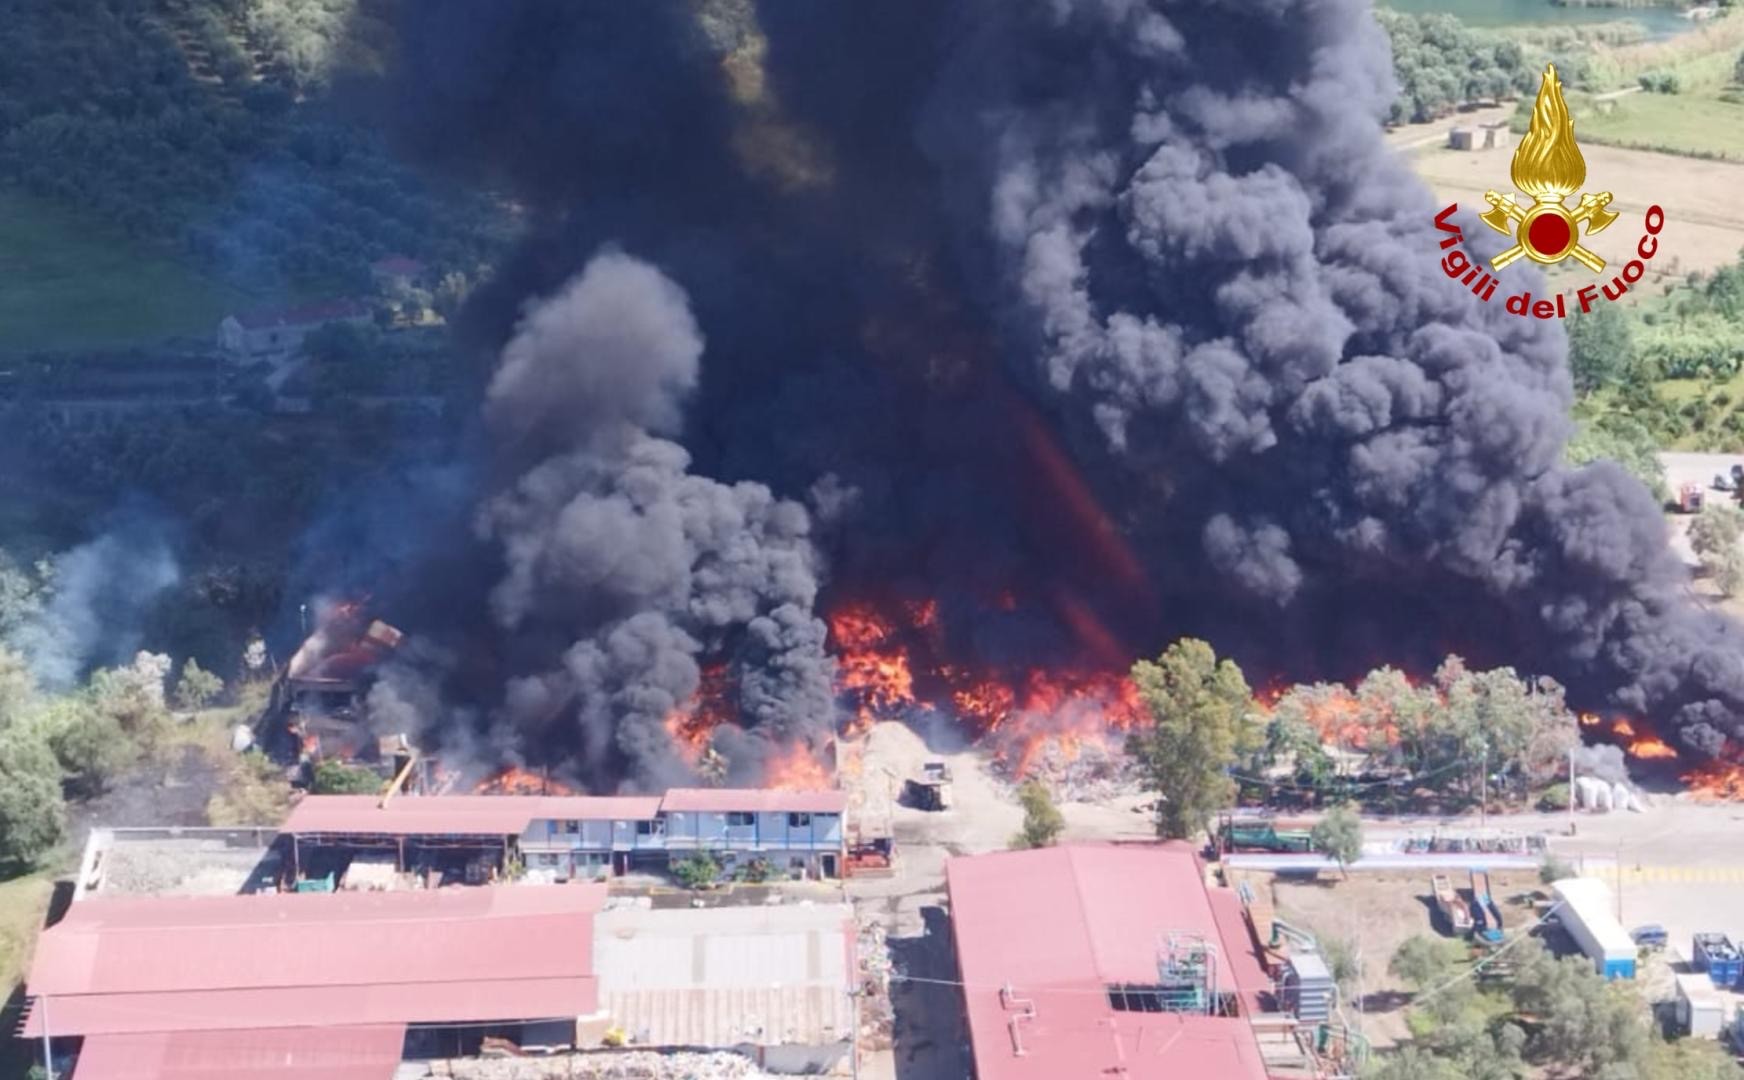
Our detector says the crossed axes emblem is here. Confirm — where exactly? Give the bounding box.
[1480,189,1618,273]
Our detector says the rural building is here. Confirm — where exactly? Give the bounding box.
[587,901,856,1073]
[216,298,372,362]
[1448,122,1512,152]
[1551,877,1637,979]
[946,842,1275,1080]
[20,885,608,1079]
[281,787,849,882]
[369,255,426,291]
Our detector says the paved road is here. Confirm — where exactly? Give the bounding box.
[1226,853,1541,872]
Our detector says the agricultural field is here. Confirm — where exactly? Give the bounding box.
[1578,92,1744,161]
[1409,141,1744,281]
[0,188,251,353]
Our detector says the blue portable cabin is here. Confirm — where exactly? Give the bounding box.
[1469,868,1505,944]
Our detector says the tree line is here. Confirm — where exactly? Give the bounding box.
[0,0,503,295]
[1122,640,1581,841]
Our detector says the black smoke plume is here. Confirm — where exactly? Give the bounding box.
[347,0,1744,776]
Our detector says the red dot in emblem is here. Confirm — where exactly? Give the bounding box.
[1527,212,1572,256]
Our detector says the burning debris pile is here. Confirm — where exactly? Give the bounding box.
[312,0,1744,791]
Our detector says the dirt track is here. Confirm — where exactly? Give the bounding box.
[1408,142,1744,282]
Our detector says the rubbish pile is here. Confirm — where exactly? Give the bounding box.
[427,1050,778,1080]
[857,920,895,1051]
[996,737,1140,802]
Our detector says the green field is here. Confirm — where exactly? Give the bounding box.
[1576,91,1744,159]
[0,188,252,353]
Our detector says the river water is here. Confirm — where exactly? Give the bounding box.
[1381,0,1693,37]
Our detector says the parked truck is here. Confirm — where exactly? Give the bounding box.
[1219,815,1317,854]
[1431,874,1473,937]
[903,761,954,811]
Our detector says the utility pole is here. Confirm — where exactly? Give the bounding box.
[1479,740,1488,831]
[39,993,51,1080]
[1568,746,1576,835]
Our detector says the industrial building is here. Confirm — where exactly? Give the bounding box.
[281,788,848,882]
[588,901,856,1072]
[21,885,608,1079]
[1551,877,1637,979]
[945,843,1279,1080]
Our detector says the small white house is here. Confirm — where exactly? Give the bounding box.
[217,299,372,363]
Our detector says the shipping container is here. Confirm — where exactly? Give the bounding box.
[1550,878,1636,980]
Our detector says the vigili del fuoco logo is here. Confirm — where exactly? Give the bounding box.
[1433,63,1665,321]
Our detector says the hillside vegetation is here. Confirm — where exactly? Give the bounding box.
[0,0,508,348]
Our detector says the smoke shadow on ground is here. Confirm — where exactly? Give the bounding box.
[886,904,972,1080]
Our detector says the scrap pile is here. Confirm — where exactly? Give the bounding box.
[856,920,895,1051]
[430,1051,779,1080]
[996,738,1139,803]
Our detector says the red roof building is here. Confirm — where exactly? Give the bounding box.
[946,843,1274,1080]
[70,1024,407,1080]
[22,884,605,1044]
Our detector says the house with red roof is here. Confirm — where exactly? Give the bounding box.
[946,843,1291,1080]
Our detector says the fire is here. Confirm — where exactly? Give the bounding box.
[1627,736,1677,760]
[1683,756,1744,802]
[766,744,835,790]
[660,663,736,769]
[829,604,919,731]
[475,766,577,796]
[829,596,1142,778]
[1612,718,1636,738]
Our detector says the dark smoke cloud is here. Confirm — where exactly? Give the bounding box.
[470,253,833,788]
[353,0,1744,769]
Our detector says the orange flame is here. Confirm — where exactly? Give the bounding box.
[766,744,835,790]
[475,766,577,796]
[1627,736,1677,761]
[1683,756,1744,802]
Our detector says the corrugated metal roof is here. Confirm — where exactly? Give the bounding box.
[601,986,851,1048]
[660,789,846,814]
[945,843,1270,1080]
[71,1024,404,1079]
[23,886,604,1037]
[592,903,853,1047]
[20,977,596,1038]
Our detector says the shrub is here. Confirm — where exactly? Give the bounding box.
[1540,853,1575,884]
[1013,779,1065,849]
[1537,781,1570,811]
[311,759,381,795]
[672,852,721,890]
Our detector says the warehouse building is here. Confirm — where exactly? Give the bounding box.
[946,842,1276,1080]
[588,901,856,1072]
[280,788,847,883]
[21,885,607,1079]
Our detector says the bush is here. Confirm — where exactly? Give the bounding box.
[1013,779,1065,849]
[1540,853,1575,884]
[1537,781,1570,811]
[0,728,66,870]
[672,852,721,890]
[310,759,381,795]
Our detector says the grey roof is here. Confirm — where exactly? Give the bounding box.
[594,902,854,1047]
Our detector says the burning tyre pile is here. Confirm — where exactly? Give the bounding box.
[297,0,1744,797]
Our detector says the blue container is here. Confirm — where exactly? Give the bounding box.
[1692,934,1742,988]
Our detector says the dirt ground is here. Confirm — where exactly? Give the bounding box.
[1261,868,1541,1050]
[1408,142,1744,282]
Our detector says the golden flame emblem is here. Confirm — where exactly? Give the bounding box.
[1479,64,1619,273]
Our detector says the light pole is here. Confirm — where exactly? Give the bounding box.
[1479,740,1488,831]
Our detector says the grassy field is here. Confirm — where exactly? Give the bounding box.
[1576,91,1744,160]
[0,871,52,999]
[0,187,252,353]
